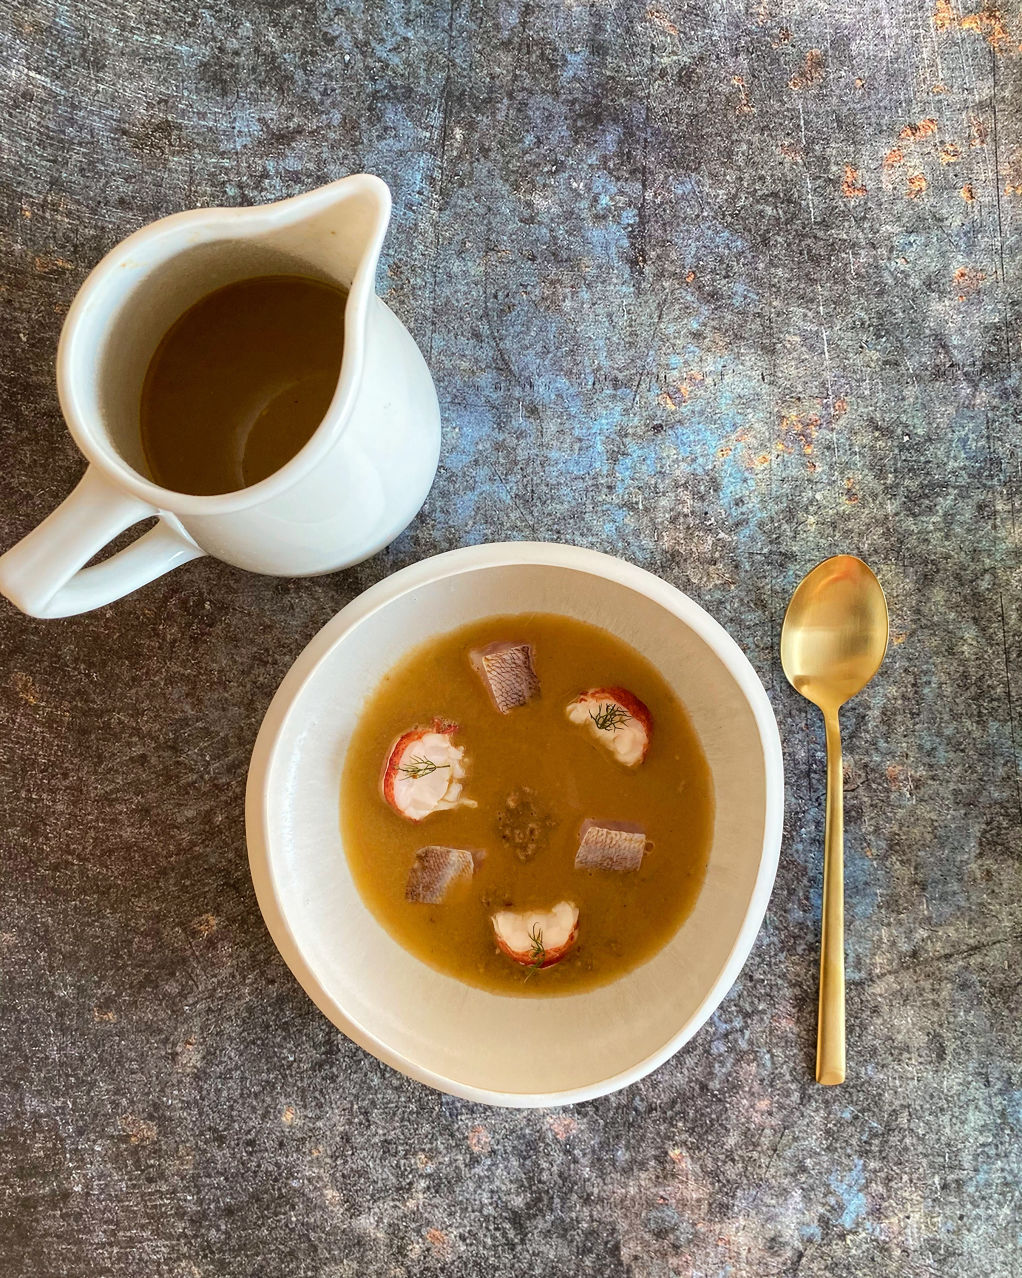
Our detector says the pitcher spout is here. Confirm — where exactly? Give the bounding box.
[256,174,392,301]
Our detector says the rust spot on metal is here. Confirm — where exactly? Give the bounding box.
[935,1,1020,50]
[899,118,938,141]
[732,75,755,115]
[778,409,820,455]
[647,7,680,36]
[120,1114,157,1145]
[939,142,962,163]
[961,7,1018,50]
[907,172,928,198]
[954,266,987,298]
[662,371,704,408]
[788,49,824,90]
[883,147,905,168]
[11,672,40,704]
[33,255,73,272]
[191,912,217,938]
[546,1114,579,1140]
[933,0,955,29]
[961,183,976,201]
[425,1229,452,1257]
[841,166,867,197]
[467,1124,491,1153]
[886,762,913,792]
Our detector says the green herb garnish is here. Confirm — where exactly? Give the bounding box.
[589,702,631,733]
[399,756,451,780]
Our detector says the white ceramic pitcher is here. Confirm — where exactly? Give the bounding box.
[0,175,441,618]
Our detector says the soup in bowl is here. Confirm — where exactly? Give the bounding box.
[246,543,783,1106]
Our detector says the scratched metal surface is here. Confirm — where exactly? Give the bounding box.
[1,0,1020,1273]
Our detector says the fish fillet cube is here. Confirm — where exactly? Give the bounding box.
[405,846,476,903]
[471,641,540,713]
[574,819,647,872]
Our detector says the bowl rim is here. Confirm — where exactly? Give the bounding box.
[245,542,784,1107]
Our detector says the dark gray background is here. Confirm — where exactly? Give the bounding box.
[1,0,1020,1273]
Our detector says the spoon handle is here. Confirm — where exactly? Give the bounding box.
[817,709,846,1085]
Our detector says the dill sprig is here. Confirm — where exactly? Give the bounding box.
[399,755,451,780]
[589,701,631,733]
[528,923,546,968]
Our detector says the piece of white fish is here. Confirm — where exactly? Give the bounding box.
[471,641,540,714]
[405,846,476,903]
[574,819,648,872]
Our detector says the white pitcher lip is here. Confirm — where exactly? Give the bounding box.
[56,174,392,515]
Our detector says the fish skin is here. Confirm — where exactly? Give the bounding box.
[405,845,476,903]
[574,819,648,872]
[471,641,540,713]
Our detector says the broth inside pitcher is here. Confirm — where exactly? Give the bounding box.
[139,274,348,496]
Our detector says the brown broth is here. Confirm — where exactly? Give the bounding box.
[340,614,714,996]
[139,275,347,495]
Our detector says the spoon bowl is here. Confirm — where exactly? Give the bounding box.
[781,556,889,713]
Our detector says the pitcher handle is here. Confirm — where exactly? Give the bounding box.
[0,465,206,619]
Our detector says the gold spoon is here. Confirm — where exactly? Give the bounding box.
[780,555,889,1085]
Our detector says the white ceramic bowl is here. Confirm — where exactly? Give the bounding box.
[246,543,783,1106]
